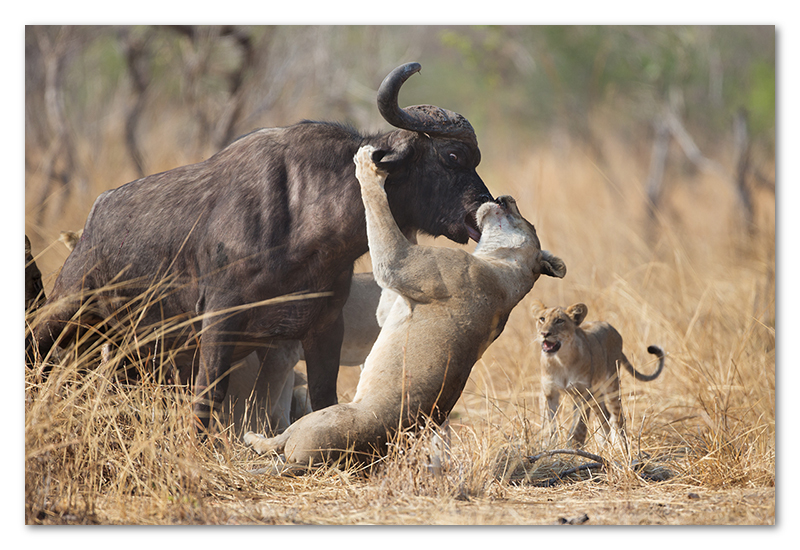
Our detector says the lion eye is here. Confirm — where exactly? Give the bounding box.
[539,317,545,322]
[555,319,564,324]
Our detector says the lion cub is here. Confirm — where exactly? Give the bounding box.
[533,301,665,448]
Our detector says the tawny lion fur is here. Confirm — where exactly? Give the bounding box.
[532,301,665,448]
[243,145,565,470]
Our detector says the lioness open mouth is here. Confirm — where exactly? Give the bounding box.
[541,340,561,354]
[465,210,481,242]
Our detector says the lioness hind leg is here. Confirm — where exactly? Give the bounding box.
[244,430,288,456]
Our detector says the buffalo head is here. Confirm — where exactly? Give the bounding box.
[369,62,491,244]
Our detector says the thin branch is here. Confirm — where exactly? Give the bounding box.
[521,448,608,487]
[527,448,608,466]
[664,108,730,182]
[523,462,605,487]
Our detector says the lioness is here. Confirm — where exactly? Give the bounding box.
[533,301,665,448]
[243,145,566,470]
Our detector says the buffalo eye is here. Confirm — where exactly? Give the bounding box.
[449,152,458,163]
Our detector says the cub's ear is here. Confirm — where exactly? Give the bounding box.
[371,134,415,174]
[531,299,546,318]
[566,303,588,326]
[536,250,566,279]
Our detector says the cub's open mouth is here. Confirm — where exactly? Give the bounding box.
[465,210,481,242]
[541,340,561,354]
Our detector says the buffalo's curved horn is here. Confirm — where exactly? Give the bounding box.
[377,62,477,143]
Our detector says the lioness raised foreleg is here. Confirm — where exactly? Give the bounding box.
[355,147,450,305]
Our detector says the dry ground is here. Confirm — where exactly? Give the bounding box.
[24,123,775,526]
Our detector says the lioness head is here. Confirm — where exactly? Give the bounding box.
[532,301,588,354]
[475,195,566,280]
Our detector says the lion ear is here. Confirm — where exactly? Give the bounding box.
[567,303,588,326]
[536,250,566,279]
[531,299,546,317]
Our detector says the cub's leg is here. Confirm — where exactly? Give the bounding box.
[594,371,627,451]
[543,384,561,442]
[568,392,592,448]
[601,391,629,452]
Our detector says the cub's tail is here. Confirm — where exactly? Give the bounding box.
[621,345,665,382]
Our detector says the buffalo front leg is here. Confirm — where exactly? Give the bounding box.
[193,315,244,433]
[30,293,94,372]
[301,310,345,411]
[256,342,301,433]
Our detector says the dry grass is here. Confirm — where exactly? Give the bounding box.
[24,120,774,525]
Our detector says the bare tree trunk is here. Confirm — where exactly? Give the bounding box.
[214,26,256,149]
[171,25,214,156]
[644,91,768,241]
[168,25,258,154]
[122,28,152,179]
[733,108,755,233]
[644,115,670,243]
[34,27,84,224]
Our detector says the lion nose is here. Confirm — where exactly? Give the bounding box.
[495,196,511,210]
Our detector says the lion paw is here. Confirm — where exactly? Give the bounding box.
[354,145,387,189]
[243,431,270,455]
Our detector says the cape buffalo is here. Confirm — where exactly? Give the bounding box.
[30,62,493,431]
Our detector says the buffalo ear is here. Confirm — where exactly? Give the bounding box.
[371,134,415,173]
[536,250,566,279]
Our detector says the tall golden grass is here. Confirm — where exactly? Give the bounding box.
[24,119,774,524]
